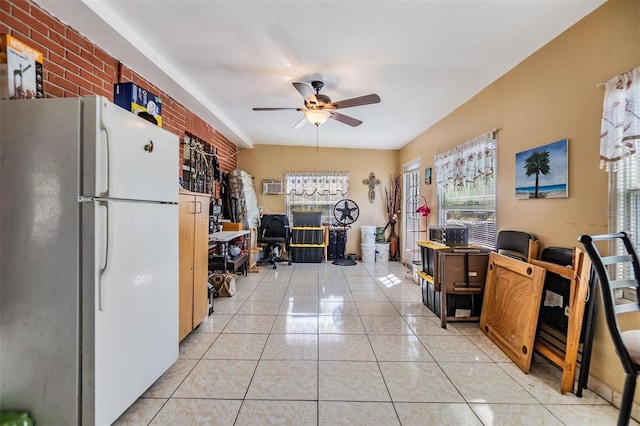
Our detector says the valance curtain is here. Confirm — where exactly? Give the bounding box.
[435,131,495,189]
[284,172,349,196]
[600,66,640,172]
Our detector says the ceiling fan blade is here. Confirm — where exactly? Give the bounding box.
[253,107,304,111]
[292,82,319,106]
[292,82,314,98]
[292,116,308,129]
[329,112,363,127]
[331,94,380,110]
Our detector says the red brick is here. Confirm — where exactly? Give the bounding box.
[44,60,64,78]
[93,66,115,84]
[49,72,79,94]
[52,32,81,55]
[66,50,93,72]
[1,10,29,34]
[45,84,64,98]
[48,51,80,75]
[30,4,56,28]
[79,68,105,87]
[30,30,64,56]
[79,86,93,97]
[65,29,94,53]
[93,47,114,66]
[10,0,30,14]
[0,1,10,13]
[80,48,105,69]
[65,71,93,92]
[49,18,66,37]
[10,6,48,36]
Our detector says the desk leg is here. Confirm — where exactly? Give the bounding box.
[440,285,448,329]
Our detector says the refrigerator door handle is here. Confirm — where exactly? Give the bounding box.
[98,199,112,311]
[99,100,111,197]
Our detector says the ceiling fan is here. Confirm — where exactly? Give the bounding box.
[253,80,380,128]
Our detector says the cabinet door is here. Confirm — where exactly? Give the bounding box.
[192,194,210,328]
[178,194,195,341]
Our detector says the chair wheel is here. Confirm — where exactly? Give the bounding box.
[288,261,292,265]
[273,265,277,269]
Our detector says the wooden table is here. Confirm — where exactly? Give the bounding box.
[209,230,250,274]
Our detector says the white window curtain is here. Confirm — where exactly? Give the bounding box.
[601,67,640,297]
[284,172,349,225]
[435,131,495,190]
[600,66,640,172]
[284,172,349,196]
[435,131,497,248]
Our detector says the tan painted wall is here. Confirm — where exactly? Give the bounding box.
[399,0,640,405]
[238,0,638,406]
[238,145,399,255]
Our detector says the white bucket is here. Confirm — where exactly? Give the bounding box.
[361,226,377,246]
[375,242,390,263]
[361,243,376,263]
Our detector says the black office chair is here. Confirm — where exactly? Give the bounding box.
[580,232,640,426]
[257,214,291,269]
[496,230,539,261]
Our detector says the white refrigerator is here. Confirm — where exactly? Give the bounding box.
[0,96,179,425]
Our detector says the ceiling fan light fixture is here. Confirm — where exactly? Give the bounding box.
[305,109,330,126]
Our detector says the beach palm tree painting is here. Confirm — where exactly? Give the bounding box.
[516,139,568,199]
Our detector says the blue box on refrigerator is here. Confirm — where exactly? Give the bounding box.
[113,82,162,127]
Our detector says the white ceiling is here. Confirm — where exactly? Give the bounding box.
[35,0,605,150]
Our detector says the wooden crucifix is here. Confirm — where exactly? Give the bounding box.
[362,172,381,203]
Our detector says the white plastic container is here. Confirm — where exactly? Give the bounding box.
[361,243,376,263]
[375,242,390,263]
[361,225,377,246]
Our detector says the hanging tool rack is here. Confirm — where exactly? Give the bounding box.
[182,133,216,194]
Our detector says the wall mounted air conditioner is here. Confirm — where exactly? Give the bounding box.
[263,179,283,195]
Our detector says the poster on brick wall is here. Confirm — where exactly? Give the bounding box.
[0,34,44,99]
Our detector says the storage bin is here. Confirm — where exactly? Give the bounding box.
[361,243,375,263]
[291,227,324,244]
[292,211,322,226]
[375,242,390,263]
[361,226,377,246]
[290,244,324,263]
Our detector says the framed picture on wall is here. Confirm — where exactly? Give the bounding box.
[425,167,432,185]
[515,139,568,199]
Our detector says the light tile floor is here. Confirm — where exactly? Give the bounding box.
[114,262,637,425]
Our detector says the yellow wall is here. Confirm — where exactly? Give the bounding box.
[238,145,399,255]
[398,0,640,405]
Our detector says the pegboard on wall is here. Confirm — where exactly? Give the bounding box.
[182,133,219,195]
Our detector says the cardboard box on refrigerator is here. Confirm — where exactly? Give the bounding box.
[0,34,44,99]
[113,82,163,127]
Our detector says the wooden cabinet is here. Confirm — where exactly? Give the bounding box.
[179,190,210,341]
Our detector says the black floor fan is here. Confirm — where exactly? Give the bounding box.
[332,199,360,266]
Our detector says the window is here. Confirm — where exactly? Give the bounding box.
[403,159,421,264]
[610,157,640,301]
[601,66,640,301]
[284,172,349,225]
[435,131,497,248]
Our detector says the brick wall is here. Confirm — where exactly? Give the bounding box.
[0,0,238,197]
